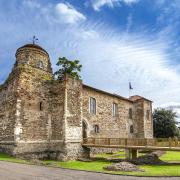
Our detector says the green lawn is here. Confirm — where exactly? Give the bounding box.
[44,160,180,177]
[0,153,28,164]
[0,151,180,176]
[160,151,180,162]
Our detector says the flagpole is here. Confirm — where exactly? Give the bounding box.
[129,82,133,98]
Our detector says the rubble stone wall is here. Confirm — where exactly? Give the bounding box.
[0,67,20,153]
[0,44,153,160]
[143,100,153,138]
[82,86,132,138]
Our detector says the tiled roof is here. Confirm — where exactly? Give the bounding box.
[129,95,152,102]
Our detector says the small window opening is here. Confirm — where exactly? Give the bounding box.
[40,102,43,111]
[130,125,134,134]
[112,103,118,117]
[94,125,99,134]
[146,110,150,120]
[129,108,133,119]
[89,97,96,114]
[37,61,44,69]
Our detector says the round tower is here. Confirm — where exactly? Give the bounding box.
[12,44,54,158]
[15,44,52,73]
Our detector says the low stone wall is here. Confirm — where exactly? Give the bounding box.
[58,142,90,161]
[90,147,121,155]
[12,141,65,160]
[0,142,15,155]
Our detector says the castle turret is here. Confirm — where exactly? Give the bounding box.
[15,44,52,73]
[12,44,54,157]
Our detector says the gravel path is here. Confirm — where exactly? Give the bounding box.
[0,161,179,180]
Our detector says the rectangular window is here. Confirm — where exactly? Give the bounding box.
[89,97,96,114]
[94,125,99,133]
[146,110,150,120]
[40,102,43,111]
[129,108,133,119]
[112,103,118,117]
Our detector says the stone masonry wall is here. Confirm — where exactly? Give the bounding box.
[133,100,145,138]
[0,66,21,154]
[143,100,153,138]
[0,85,16,142]
[62,76,87,161]
[12,46,65,158]
[0,43,153,160]
[132,99,153,138]
[82,86,133,138]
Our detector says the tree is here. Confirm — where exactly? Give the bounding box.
[54,57,82,80]
[153,108,180,138]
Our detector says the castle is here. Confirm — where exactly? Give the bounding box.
[0,44,153,160]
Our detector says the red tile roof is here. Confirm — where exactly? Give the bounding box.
[129,95,152,102]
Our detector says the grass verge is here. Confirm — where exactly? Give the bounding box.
[0,151,180,176]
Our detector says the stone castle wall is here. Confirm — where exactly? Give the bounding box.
[0,81,17,154]
[0,43,153,160]
[82,86,133,138]
[143,100,153,138]
[82,86,153,139]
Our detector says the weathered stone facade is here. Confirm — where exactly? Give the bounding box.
[0,44,153,160]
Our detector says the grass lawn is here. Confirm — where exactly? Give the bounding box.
[57,161,180,176]
[43,151,180,176]
[0,153,28,164]
[0,151,180,176]
[160,151,180,162]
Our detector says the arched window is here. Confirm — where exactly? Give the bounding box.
[37,61,44,69]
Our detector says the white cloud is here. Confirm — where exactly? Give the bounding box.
[23,0,41,9]
[55,3,86,24]
[91,0,139,11]
[0,0,180,117]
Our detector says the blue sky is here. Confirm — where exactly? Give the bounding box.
[0,0,180,119]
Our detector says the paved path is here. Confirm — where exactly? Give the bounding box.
[0,161,179,180]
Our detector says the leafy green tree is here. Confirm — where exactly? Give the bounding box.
[153,108,180,138]
[54,57,82,80]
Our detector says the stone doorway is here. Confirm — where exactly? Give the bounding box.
[82,121,87,138]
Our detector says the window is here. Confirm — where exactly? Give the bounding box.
[40,102,43,111]
[112,103,118,117]
[89,97,96,114]
[37,61,44,69]
[94,125,99,133]
[146,110,150,120]
[129,108,133,119]
[130,125,134,133]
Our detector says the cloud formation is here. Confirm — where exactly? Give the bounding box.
[55,3,86,24]
[0,0,180,118]
[91,0,139,11]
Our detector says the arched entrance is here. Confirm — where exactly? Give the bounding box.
[82,121,87,138]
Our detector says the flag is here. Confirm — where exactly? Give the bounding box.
[129,82,133,90]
